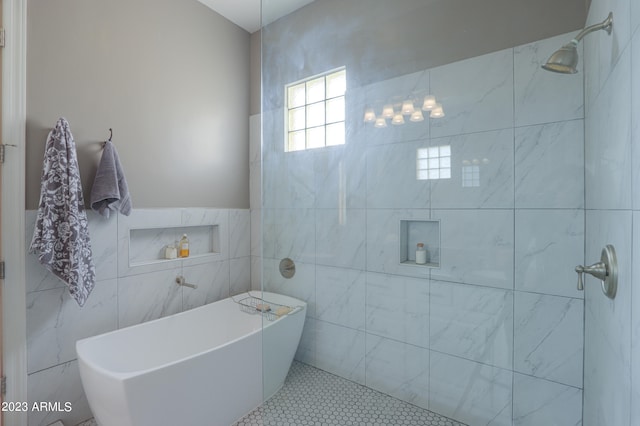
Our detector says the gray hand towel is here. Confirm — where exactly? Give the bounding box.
[90,139,132,218]
[29,118,96,307]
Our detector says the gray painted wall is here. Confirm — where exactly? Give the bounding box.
[26,0,250,209]
[250,31,261,116]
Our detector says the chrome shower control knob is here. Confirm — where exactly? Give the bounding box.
[574,245,617,299]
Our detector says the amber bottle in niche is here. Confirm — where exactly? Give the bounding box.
[179,234,190,258]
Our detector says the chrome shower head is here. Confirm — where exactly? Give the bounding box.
[542,41,579,74]
[542,12,613,74]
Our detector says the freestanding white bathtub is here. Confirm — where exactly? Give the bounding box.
[76,291,306,426]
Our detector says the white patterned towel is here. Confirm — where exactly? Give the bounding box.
[29,118,96,307]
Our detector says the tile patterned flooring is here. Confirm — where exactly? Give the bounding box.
[234,361,466,426]
[77,361,465,426]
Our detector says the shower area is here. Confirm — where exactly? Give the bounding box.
[252,0,639,425]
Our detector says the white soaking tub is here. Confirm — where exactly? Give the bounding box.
[76,291,306,426]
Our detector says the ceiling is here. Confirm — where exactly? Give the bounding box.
[196,0,315,33]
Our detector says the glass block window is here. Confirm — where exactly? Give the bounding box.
[417,145,451,180]
[286,68,346,152]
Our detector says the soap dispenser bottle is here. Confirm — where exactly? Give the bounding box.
[179,234,190,258]
[416,243,427,264]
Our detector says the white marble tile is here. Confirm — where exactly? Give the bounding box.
[250,114,262,210]
[262,208,316,264]
[585,45,632,210]
[365,334,429,409]
[365,272,429,348]
[250,255,262,291]
[230,257,251,296]
[431,209,514,289]
[260,107,284,154]
[514,31,584,127]
[314,143,366,209]
[117,209,182,277]
[430,129,514,209]
[315,320,366,385]
[315,265,365,330]
[515,209,584,298]
[360,69,430,146]
[430,281,513,370]
[315,209,366,269]
[515,120,585,209]
[430,48,514,138]
[182,260,230,310]
[366,140,430,209]
[632,211,640,425]
[585,0,632,97]
[584,33,600,110]
[632,30,640,210]
[295,317,317,366]
[365,209,430,279]
[250,208,261,257]
[429,351,512,426]
[117,266,183,328]
[513,374,582,426]
[229,209,251,258]
[181,208,230,265]
[631,1,640,37]
[27,279,117,374]
[262,258,316,318]
[86,211,118,281]
[583,210,632,426]
[359,109,430,147]
[27,361,92,426]
[634,0,640,35]
[262,148,315,209]
[345,86,368,148]
[514,292,584,387]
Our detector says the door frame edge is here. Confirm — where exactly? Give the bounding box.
[2,0,28,424]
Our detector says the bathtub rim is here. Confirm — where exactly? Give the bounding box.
[76,291,307,381]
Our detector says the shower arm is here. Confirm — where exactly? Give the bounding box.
[570,12,613,45]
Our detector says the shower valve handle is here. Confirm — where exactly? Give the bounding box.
[574,245,618,299]
[575,262,607,290]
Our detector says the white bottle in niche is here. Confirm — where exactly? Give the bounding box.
[164,244,177,260]
[416,243,428,265]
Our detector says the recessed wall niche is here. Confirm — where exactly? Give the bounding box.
[400,220,440,267]
[129,225,220,267]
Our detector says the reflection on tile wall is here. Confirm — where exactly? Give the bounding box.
[582,0,640,424]
[259,31,584,426]
[24,208,251,426]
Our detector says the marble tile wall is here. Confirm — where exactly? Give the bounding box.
[258,30,585,426]
[583,0,640,423]
[24,208,251,426]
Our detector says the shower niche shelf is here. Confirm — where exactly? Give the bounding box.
[128,224,220,267]
[399,220,440,268]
